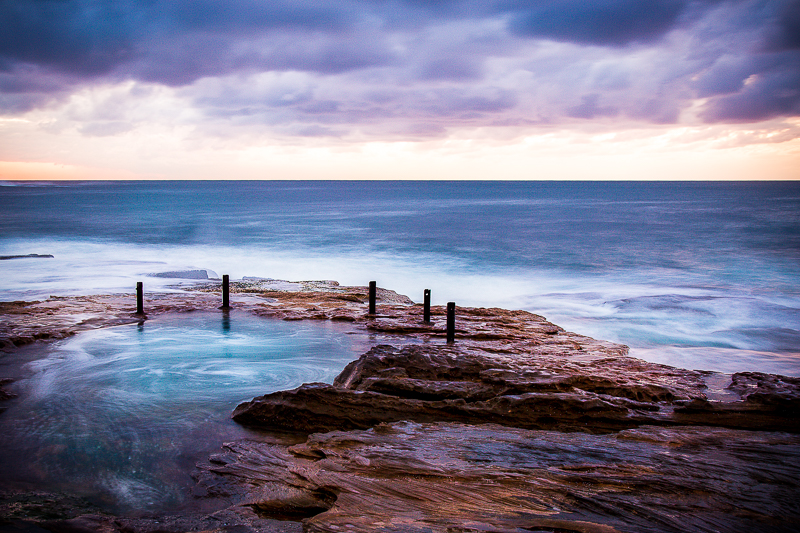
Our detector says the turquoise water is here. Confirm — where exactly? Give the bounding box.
[1,180,799,374]
[0,312,377,513]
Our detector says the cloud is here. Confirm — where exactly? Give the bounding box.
[0,0,375,84]
[692,0,800,122]
[566,94,618,119]
[507,0,690,46]
[700,55,800,121]
[0,0,136,75]
[78,120,134,137]
[765,0,800,51]
[0,64,77,113]
[416,56,483,81]
[0,0,798,141]
[129,30,398,86]
[160,0,352,33]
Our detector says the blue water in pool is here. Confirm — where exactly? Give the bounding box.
[2,180,799,375]
[0,312,378,513]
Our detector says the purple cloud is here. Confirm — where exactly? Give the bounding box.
[0,0,798,134]
[0,0,136,76]
[700,54,800,121]
[765,0,800,51]
[567,94,618,119]
[508,0,690,46]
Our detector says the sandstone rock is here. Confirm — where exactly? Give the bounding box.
[4,281,799,533]
[194,421,800,533]
[234,342,800,435]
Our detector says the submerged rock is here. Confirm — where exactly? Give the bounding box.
[0,254,54,260]
[149,269,216,279]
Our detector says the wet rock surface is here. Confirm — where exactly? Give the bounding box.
[0,488,301,533]
[234,344,800,434]
[2,280,799,532]
[195,421,800,533]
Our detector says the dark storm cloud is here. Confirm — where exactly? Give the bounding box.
[507,0,690,46]
[700,52,800,121]
[2,0,705,81]
[158,0,351,33]
[0,0,136,75]
[0,0,367,82]
[690,0,800,122]
[1,0,799,128]
[765,0,800,50]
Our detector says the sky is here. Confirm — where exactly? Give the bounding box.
[1,0,799,181]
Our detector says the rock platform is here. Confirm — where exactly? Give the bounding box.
[1,280,799,532]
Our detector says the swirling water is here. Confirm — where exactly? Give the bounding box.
[0,313,378,513]
[2,180,798,375]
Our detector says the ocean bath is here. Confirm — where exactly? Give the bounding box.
[1,284,798,532]
[0,312,376,514]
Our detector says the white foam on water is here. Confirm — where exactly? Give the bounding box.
[630,346,800,376]
[2,235,799,376]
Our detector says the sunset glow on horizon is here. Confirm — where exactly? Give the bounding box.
[2,0,799,181]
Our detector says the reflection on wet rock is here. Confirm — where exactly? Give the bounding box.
[196,421,800,533]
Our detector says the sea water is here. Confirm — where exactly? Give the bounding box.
[0,312,382,513]
[1,180,799,376]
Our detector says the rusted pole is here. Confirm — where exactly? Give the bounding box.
[446,302,455,343]
[369,281,377,315]
[222,274,230,309]
[136,282,144,315]
[423,289,431,323]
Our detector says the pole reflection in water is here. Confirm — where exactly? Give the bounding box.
[222,310,230,334]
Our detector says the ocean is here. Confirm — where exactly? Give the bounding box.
[2,180,799,376]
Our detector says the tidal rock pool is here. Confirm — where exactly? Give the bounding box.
[0,312,376,514]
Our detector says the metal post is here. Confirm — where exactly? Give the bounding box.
[446,302,455,343]
[136,282,144,315]
[222,274,230,309]
[423,289,431,323]
[369,281,377,315]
